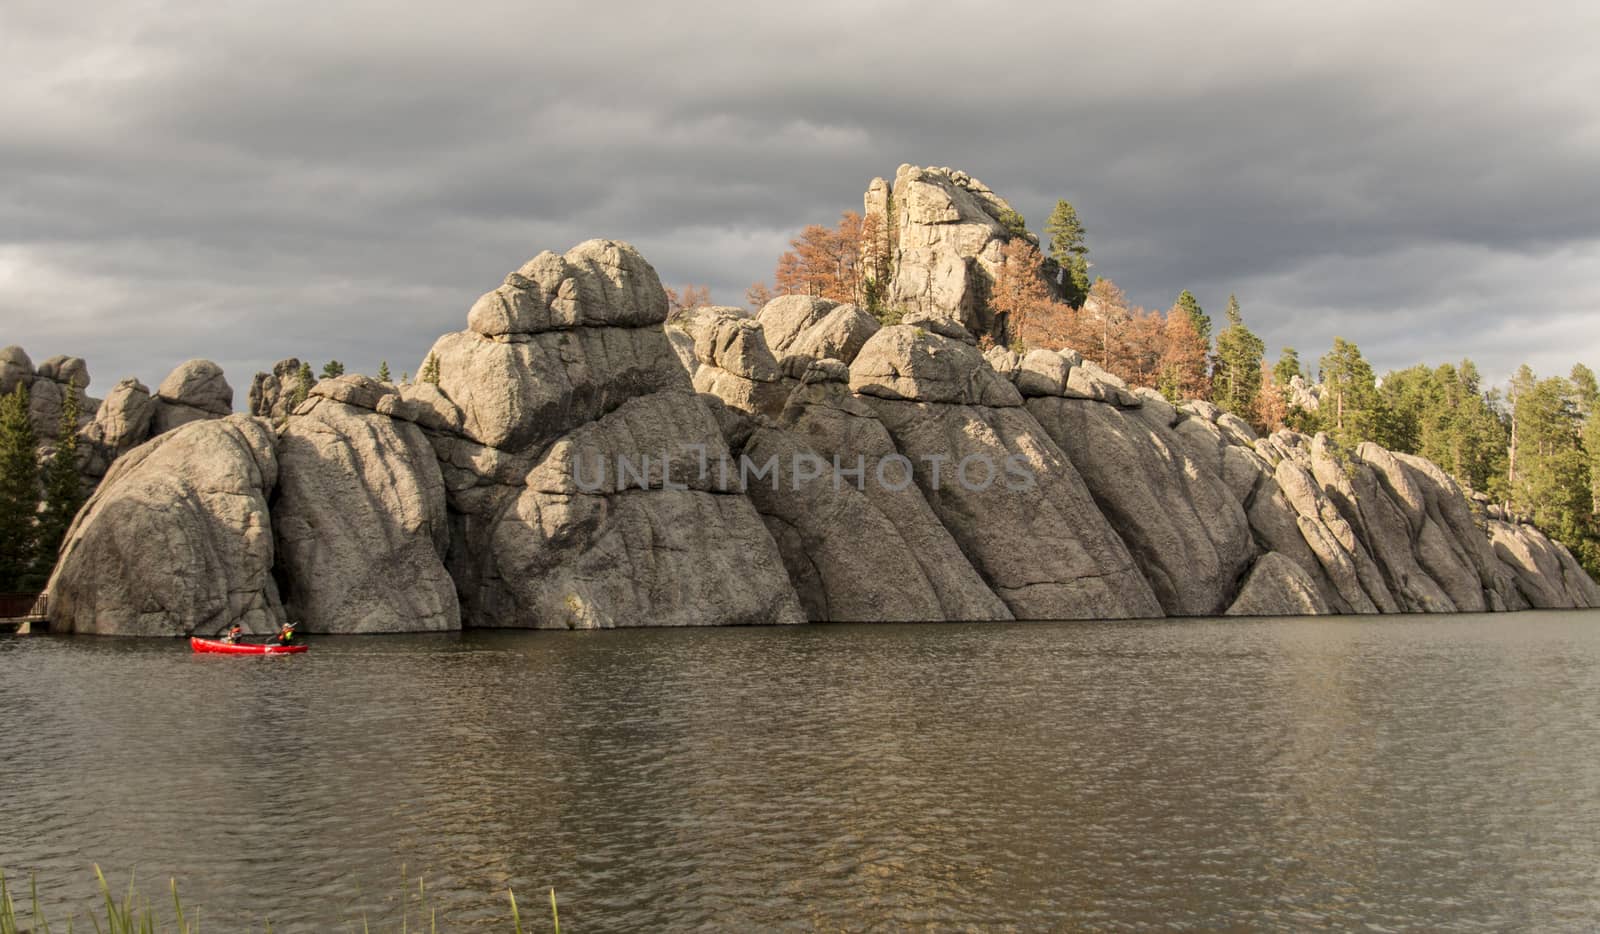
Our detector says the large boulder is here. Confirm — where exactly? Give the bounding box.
[36,355,90,391]
[480,391,805,628]
[423,325,689,451]
[0,346,33,395]
[153,359,233,434]
[273,378,460,633]
[671,305,792,418]
[466,239,668,337]
[80,378,157,477]
[1226,553,1333,616]
[46,416,285,636]
[849,325,1021,407]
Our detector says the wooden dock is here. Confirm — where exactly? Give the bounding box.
[0,593,47,634]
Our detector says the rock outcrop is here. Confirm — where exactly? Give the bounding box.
[35,220,1600,635]
[865,165,1052,340]
[419,239,805,630]
[153,359,233,434]
[47,416,285,636]
[273,376,459,632]
[248,358,304,422]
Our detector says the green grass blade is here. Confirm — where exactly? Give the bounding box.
[549,889,559,934]
[1,869,15,934]
[171,879,186,934]
[508,889,521,934]
[91,865,112,934]
[34,871,53,934]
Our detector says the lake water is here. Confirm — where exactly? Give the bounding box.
[4,612,1600,931]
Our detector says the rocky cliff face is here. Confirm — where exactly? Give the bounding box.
[864,165,1051,341]
[38,235,1600,634]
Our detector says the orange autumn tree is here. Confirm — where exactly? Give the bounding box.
[1077,278,1133,372]
[745,281,774,313]
[1115,307,1166,388]
[992,239,1074,350]
[1158,302,1211,402]
[664,284,713,314]
[1255,361,1290,433]
[772,210,887,307]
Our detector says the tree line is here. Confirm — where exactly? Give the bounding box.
[0,381,87,591]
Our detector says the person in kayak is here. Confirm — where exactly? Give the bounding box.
[222,624,243,644]
[275,621,298,646]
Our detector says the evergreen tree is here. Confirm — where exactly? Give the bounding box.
[1044,200,1091,307]
[1211,295,1265,422]
[1175,290,1211,344]
[1318,337,1380,450]
[1573,364,1600,517]
[1507,364,1537,487]
[38,379,86,578]
[994,208,1029,240]
[0,385,40,590]
[291,362,313,409]
[1509,371,1596,574]
[377,360,391,383]
[1374,364,1432,454]
[421,353,440,386]
[1273,348,1306,388]
[320,360,345,380]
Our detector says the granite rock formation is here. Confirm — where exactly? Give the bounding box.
[47,416,285,636]
[37,228,1600,634]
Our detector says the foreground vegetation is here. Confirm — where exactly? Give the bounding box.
[0,867,558,934]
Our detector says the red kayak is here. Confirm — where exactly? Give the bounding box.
[190,637,307,655]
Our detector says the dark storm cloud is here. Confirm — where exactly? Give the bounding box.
[3,0,1598,400]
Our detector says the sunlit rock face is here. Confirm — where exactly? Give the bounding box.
[33,213,1600,633]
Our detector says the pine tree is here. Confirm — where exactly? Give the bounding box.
[38,379,86,579]
[421,353,440,386]
[291,362,313,410]
[1174,290,1211,344]
[1212,295,1265,422]
[1571,363,1600,516]
[1044,200,1091,307]
[1318,337,1380,450]
[320,360,345,380]
[377,360,391,383]
[1509,371,1595,574]
[1273,348,1305,388]
[0,385,40,590]
[1507,364,1537,487]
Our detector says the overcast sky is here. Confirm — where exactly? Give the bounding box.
[4,0,1598,404]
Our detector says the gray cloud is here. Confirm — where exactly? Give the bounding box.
[3,0,1598,400]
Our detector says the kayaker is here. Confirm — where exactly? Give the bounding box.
[275,621,298,646]
[223,624,243,644]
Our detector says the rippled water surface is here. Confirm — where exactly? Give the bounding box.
[5,612,1600,931]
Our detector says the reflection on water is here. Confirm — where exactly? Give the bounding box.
[4,612,1600,931]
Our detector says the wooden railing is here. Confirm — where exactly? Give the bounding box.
[0,592,46,619]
